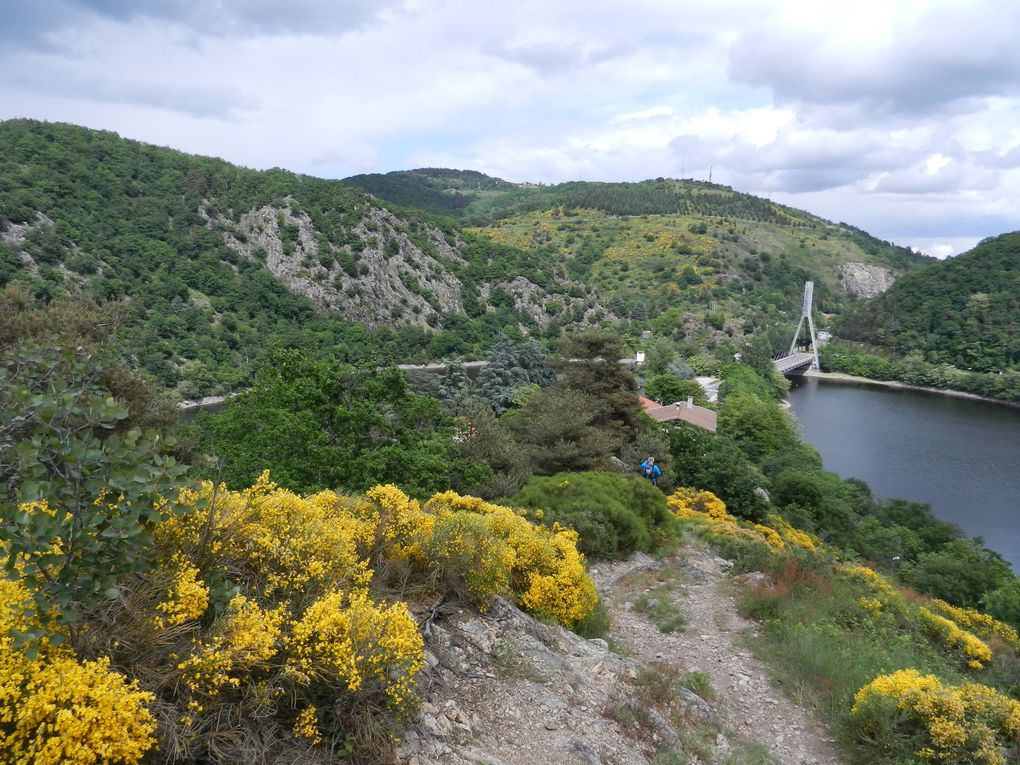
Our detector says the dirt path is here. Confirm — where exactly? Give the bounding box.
[593,549,843,765]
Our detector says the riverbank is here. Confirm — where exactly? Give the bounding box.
[804,369,1020,410]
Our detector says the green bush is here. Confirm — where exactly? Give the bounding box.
[512,471,679,560]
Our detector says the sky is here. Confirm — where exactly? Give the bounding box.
[4,0,1020,258]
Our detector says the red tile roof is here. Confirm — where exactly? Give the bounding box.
[642,400,717,433]
[638,395,660,411]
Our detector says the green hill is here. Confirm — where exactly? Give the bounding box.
[0,120,595,397]
[839,232,1020,372]
[0,120,934,397]
[348,169,932,341]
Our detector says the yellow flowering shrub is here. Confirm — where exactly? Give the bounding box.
[177,595,285,695]
[764,513,819,551]
[918,607,993,670]
[425,490,598,627]
[152,555,208,629]
[159,473,376,599]
[668,487,731,521]
[841,564,898,597]
[929,599,1020,649]
[293,706,321,745]
[1,577,155,765]
[667,488,821,557]
[362,484,438,563]
[858,597,885,618]
[426,512,514,606]
[288,588,424,710]
[852,669,1020,765]
[2,655,157,765]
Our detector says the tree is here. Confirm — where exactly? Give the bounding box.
[900,539,1012,607]
[194,350,487,497]
[642,337,677,376]
[644,374,706,406]
[667,424,767,520]
[475,338,554,415]
[504,387,615,474]
[0,287,185,638]
[453,397,531,498]
[551,331,642,447]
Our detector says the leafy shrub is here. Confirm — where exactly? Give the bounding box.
[4,474,597,763]
[851,670,1020,765]
[668,487,819,569]
[425,490,598,626]
[512,471,678,560]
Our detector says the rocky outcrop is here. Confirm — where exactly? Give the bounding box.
[209,201,593,332]
[215,202,464,328]
[839,262,896,299]
[400,596,652,765]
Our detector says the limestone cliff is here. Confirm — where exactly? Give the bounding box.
[839,262,897,299]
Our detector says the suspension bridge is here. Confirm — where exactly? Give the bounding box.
[773,281,821,376]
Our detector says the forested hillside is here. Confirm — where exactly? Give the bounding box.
[839,232,1020,372]
[0,120,933,399]
[0,120,596,397]
[349,168,932,345]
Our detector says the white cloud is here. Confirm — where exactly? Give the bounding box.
[1,0,1018,246]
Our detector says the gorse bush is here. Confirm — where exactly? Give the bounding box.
[851,669,1020,765]
[668,486,819,571]
[512,471,678,560]
[0,578,158,765]
[3,475,597,764]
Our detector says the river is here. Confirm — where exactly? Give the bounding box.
[787,376,1020,569]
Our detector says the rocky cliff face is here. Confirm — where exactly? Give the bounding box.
[839,262,897,299]
[207,200,593,331]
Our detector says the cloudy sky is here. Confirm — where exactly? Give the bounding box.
[4,0,1020,257]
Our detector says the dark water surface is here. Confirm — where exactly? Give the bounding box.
[787,377,1020,569]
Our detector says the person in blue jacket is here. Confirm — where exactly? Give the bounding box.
[639,456,662,485]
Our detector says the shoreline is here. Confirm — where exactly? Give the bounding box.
[803,370,1020,410]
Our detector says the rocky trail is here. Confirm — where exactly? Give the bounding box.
[397,545,845,765]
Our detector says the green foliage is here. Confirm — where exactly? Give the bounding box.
[474,337,554,415]
[899,540,1013,608]
[642,336,678,375]
[504,386,615,474]
[717,363,783,402]
[840,232,1020,373]
[0,120,576,397]
[512,471,678,560]
[982,580,1020,631]
[718,392,800,464]
[644,374,706,405]
[0,289,185,636]
[666,424,768,521]
[551,331,642,445]
[193,350,486,497]
[453,397,531,498]
[821,344,1020,402]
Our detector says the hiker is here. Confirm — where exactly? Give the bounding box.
[639,456,662,486]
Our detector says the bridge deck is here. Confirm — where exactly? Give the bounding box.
[774,352,817,374]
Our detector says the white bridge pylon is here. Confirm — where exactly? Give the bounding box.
[787,281,820,371]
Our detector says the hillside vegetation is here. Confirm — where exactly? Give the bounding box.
[6,286,1020,764]
[1,120,939,401]
[839,232,1020,373]
[0,120,597,397]
[348,168,931,346]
